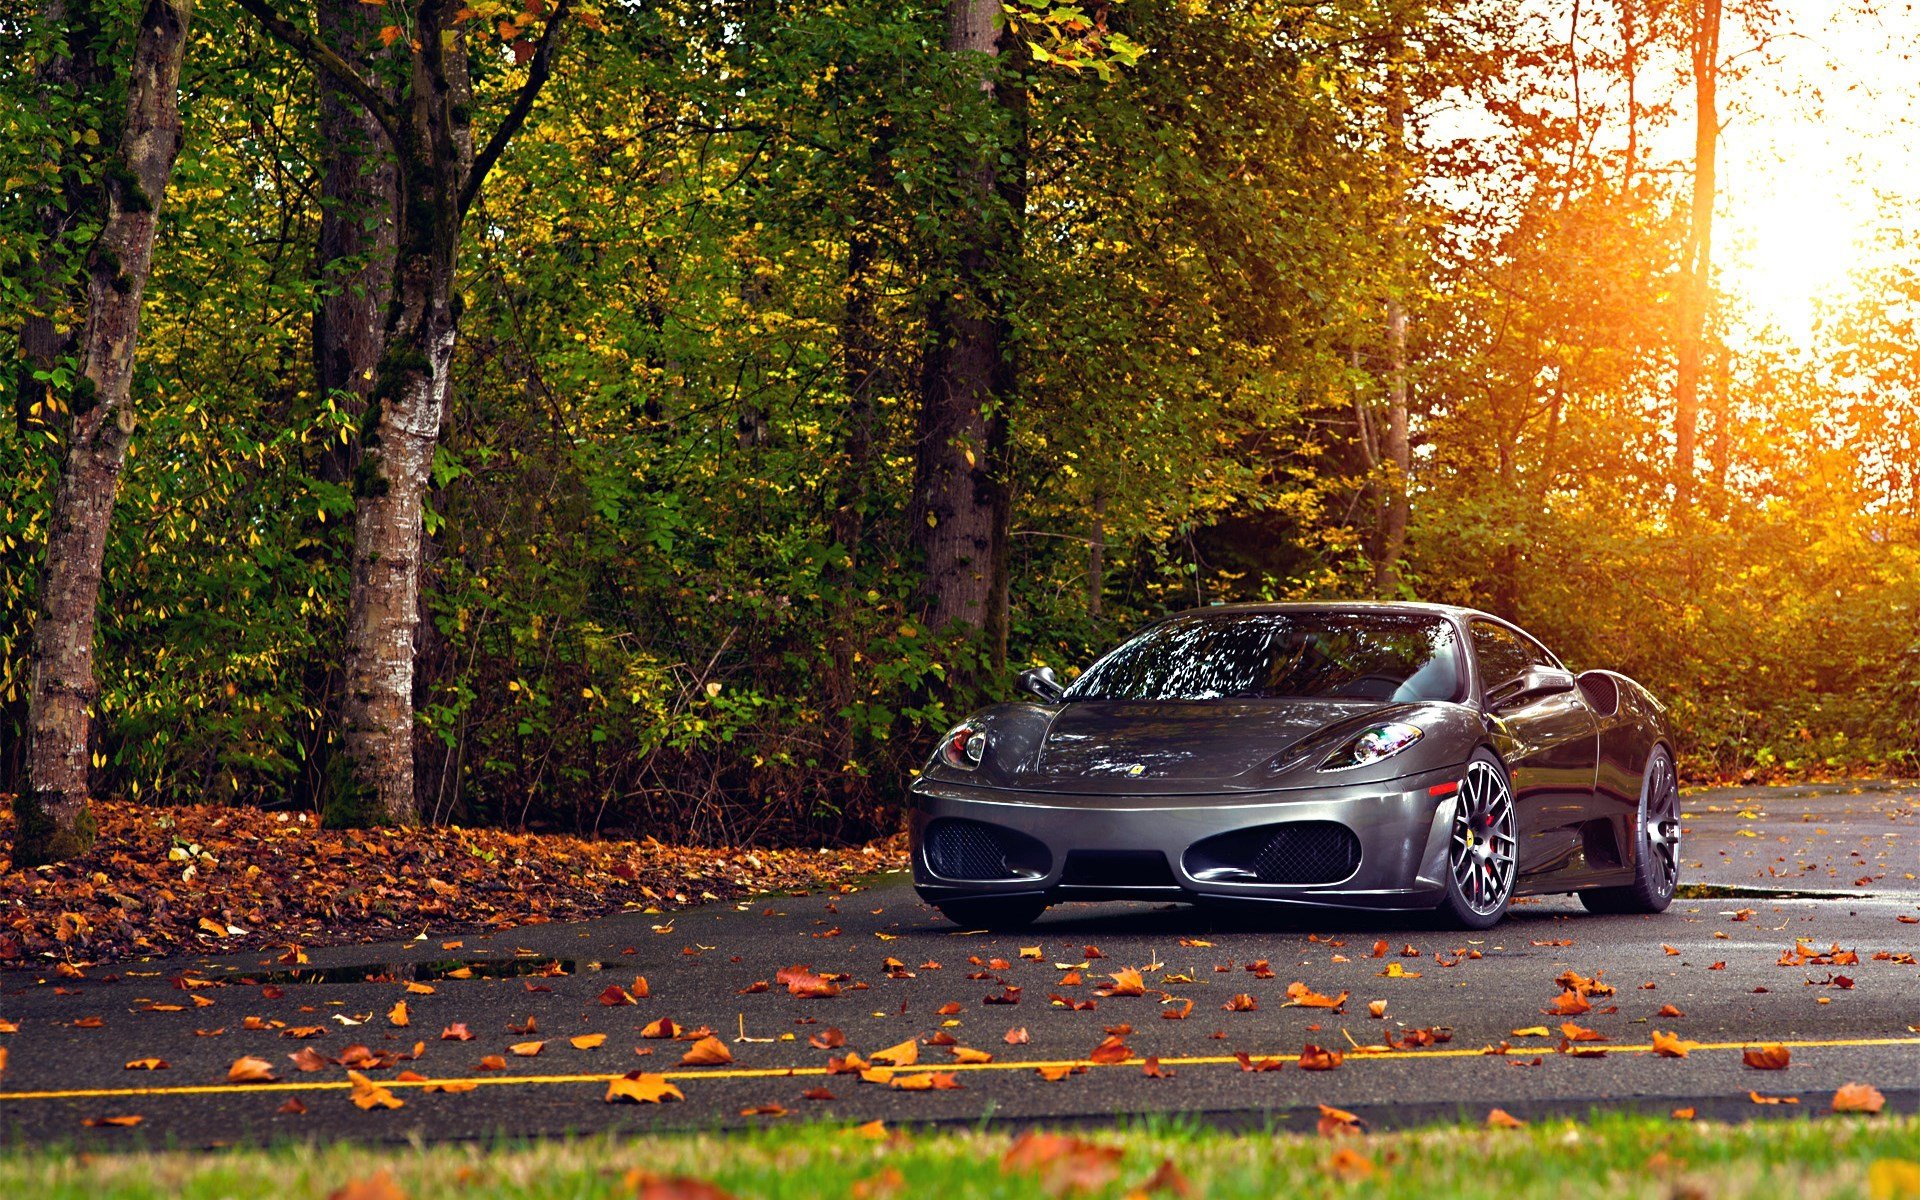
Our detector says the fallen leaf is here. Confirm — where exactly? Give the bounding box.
[1367,1000,1388,1019]
[1005,1027,1031,1045]
[679,1036,732,1066]
[508,1040,545,1057]
[606,1072,683,1104]
[1325,1147,1375,1181]
[1317,1103,1364,1137]
[82,1115,144,1128]
[870,1038,919,1067]
[1222,993,1258,1012]
[1089,1034,1132,1064]
[950,1046,992,1064]
[1671,1106,1696,1120]
[441,1023,474,1041]
[1749,1091,1799,1105]
[1298,1044,1343,1071]
[1650,1030,1690,1058]
[387,1001,409,1027]
[641,1018,682,1039]
[1002,1131,1124,1194]
[570,1033,607,1050]
[1835,1083,1887,1114]
[227,1056,277,1082]
[1486,1107,1525,1128]
[277,1097,308,1115]
[1099,968,1147,997]
[343,1070,403,1112]
[123,1057,169,1070]
[1743,1044,1790,1070]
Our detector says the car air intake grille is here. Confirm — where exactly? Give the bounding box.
[1061,850,1176,888]
[924,819,1020,881]
[1251,822,1362,884]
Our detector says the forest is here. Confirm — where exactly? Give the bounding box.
[2,0,1916,861]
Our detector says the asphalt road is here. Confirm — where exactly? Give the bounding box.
[3,780,1918,1148]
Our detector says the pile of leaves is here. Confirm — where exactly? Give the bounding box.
[0,800,905,966]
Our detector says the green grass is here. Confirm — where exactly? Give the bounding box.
[5,1112,1920,1198]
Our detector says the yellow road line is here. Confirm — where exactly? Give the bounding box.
[2,1035,1915,1103]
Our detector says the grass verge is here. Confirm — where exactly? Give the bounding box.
[4,1111,1920,1199]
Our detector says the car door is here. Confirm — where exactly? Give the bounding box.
[1468,620,1599,883]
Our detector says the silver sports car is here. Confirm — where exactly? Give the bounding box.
[908,602,1679,930]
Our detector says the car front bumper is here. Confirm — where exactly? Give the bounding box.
[908,763,1469,912]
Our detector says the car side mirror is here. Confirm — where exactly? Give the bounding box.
[1488,665,1576,712]
[1016,665,1066,703]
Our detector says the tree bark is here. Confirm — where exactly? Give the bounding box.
[16,0,193,865]
[913,0,1015,670]
[1674,0,1720,513]
[1371,45,1411,596]
[233,0,568,824]
[311,0,397,486]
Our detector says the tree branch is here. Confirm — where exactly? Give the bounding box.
[231,0,403,150]
[460,0,572,217]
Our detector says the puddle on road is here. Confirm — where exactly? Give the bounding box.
[221,957,589,987]
[1674,883,1866,901]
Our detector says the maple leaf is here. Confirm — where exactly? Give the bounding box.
[606,1071,684,1104]
[809,1027,846,1050]
[1036,1065,1079,1081]
[641,1018,682,1039]
[598,985,638,1006]
[387,1001,409,1027]
[1749,1091,1799,1105]
[1298,1044,1343,1071]
[123,1057,169,1070]
[278,1097,308,1115]
[1005,1027,1031,1044]
[348,1069,404,1111]
[1222,993,1257,1012]
[227,1055,277,1082]
[1545,990,1592,1016]
[441,1023,474,1041]
[784,969,841,998]
[1657,1004,1685,1018]
[508,1040,545,1057]
[870,1038,919,1067]
[1486,1108,1525,1128]
[1141,1056,1172,1078]
[1235,1052,1284,1072]
[1367,1000,1388,1019]
[1161,998,1194,1021]
[1671,1106,1695,1120]
[1098,968,1146,997]
[679,1035,732,1066]
[423,1079,479,1094]
[1089,1034,1132,1064]
[1559,1022,1607,1042]
[1833,1082,1886,1114]
[570,1033,607,1050]
[889,1071,960,1091]
[801,1086,835,1101]
[950,1046,992,1064]
[288,1047,331,1072]
[1284,982,1347,1009]
[1743,1044,1790,1070]
[476,1055,508,1070]
[1650,1031,1690,1058]
[82,1115,145,1128]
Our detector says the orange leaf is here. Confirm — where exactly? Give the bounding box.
[378,25,403,45]
[1317,1103,1364,1137]
[387,1001,409,1027]
[508,1040,545,1057]
[123,1057,169,1070]
[1325,1147,1374,1181]
[641,1018,682,1039]
[82,1114,144,1128]
[1833,1082,1886,1114]
[889,1071,961,1091]
[570,1033,607,1050]
[1742,1044,1790,1070]
[1098,968,1146,997]
[1486,1107,1525,1128]
[347,1070,404,1111]
[1284,982,1347,1009]
[227,1056,276,1082]
[679,1036,732,1066]
[1222,993,1257,1012]
[1671,1107,1696,1120]
[950,1046,992,1064]
[1298,1044,1343,1071]
[1650,1030,1689,1058]
[1657,1004,1685,1018]
[870,1038,919,1067]
[441,1023,474,1041]
[606,1071,683,1104]
[1004,1027,1030,1045]
[1089,1034,1132,1064]
[476,1055,507,1071]
[1749,1091,1799,1105]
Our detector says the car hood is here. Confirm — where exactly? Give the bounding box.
[914,697,1482,796]
[1033,700,1379,784]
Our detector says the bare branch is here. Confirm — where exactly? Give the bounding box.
[460,0,573,217]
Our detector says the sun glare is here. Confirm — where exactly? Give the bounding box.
[1718,179,1862,341]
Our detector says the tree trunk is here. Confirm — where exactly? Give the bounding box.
[16,0,192,865]
[311,0,396,486]
[914,0,1013,665]
[234,0,568,824]
[1371,48,1411,596]
[1674,0,1720,513]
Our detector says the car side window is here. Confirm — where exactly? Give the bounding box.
[1469,621,1547,694]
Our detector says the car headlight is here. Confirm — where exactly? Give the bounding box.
[937,724,988,771]
[1319,722,1423,771]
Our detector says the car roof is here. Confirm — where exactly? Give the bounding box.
[1164,600,1490,622]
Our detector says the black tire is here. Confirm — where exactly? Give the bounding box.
[1435,751,1518,930]
[1579,745,1679,915]
[935,897,1047,931]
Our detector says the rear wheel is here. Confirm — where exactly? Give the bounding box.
[1436,753,1517,930]
[1579,746,1679,915]
[935,897,1047,931]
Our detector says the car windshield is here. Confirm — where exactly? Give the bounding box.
[1063,611,1464,703]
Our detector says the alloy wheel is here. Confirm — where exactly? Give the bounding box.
[1450,760,1518,916]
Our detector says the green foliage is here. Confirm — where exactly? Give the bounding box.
[0,0,1912,842]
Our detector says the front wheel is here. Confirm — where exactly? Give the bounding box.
[935,897,1047,931]
[1579,746,1680,915]
[1435,753,1518,930]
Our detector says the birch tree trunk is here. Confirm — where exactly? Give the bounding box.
[16,0,192,865]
